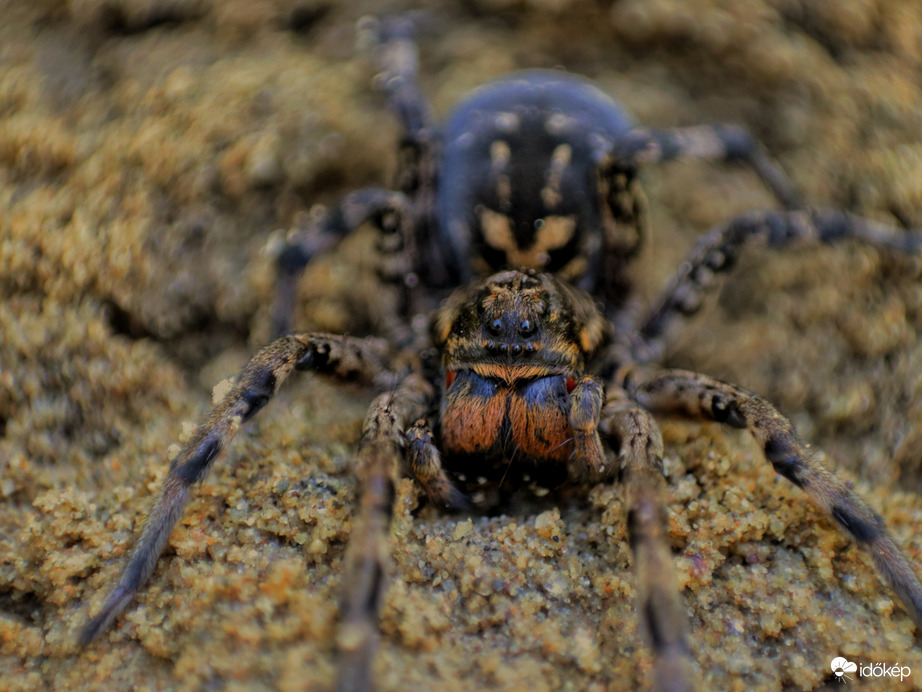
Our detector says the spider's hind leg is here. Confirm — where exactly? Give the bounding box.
[609,123,800,209]
[624,366,922,630]
[365,15,452,289]
[595,122,798,312]
[272,189,414,337]
[274,18,445,337]
[336,374,434,692]
[364,15,433,155]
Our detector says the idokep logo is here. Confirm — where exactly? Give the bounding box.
[831,657,857,682]
[830,656,912,683]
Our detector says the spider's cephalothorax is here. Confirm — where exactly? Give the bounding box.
[80,17,922,692]
[433,269,609,375]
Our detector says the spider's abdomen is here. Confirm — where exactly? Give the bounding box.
[438,71,645,294]
[440,369,573,462]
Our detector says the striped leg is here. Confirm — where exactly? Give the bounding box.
[272,15,447,337]
[365,15,453,288]
[405,419,469,510]
[599,390,694,692]
[634,209,922,363]
[623,366,922,630]
[336,375,433,692]
[78,333,402,647]
[272,189,412,336]
[365,15,433,151]
[609,124,800,209]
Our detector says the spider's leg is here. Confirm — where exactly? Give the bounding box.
[272,189,413,336]
[78,333,401,647]
[405,419,469,510]
[599,388,694,692]
[593,159,649,311]
[566,375,612,484]
[365,16,452,288]
[609,124,800,209]
[274,16,445,336]
[624,366,922,630]
[336,374,433,692]
[633,209,922,363]
[561,376,693,689]
[365,15,433,151]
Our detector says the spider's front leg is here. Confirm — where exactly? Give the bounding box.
[597,389,695,692]
[560,374,694,691]
[634,209,922,363]
[405,419,469,510]
[78,332,404,647]
[336,373,433,692]
[623,366,922,629]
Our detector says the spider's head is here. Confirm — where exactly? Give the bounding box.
[433,270,610,381]
[474,270,548,358]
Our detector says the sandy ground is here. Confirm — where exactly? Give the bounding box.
[2,0,922,690]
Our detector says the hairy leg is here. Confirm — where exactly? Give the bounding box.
[273,18,448,337]
[623,366,922,629]
[609,124,800,209]
[405,419,469,510]
[336,375,433,692]
[566,375,611,484]
[364,16,433,151]
[272,190,412,336]
[600,389,694,692]
[633,209,922,363]
[78,333,402,647]
[365,16,452,288]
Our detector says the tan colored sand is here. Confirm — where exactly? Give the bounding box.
[2,1,922,690]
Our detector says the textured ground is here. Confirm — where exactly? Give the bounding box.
[2,0,922,690]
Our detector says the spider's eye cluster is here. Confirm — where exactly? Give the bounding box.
[486,316,535,337]
[481,310,541,341]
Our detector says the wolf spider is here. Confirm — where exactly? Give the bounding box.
[80,17,922,692]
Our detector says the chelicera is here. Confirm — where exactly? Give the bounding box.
[80,17,922,692]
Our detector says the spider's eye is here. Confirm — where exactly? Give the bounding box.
[518,319,534,336]
[487,318,503,336]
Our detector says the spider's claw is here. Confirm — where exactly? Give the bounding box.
[443,485,472,512]
[77,584,134,648]
[77,615,105,648]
